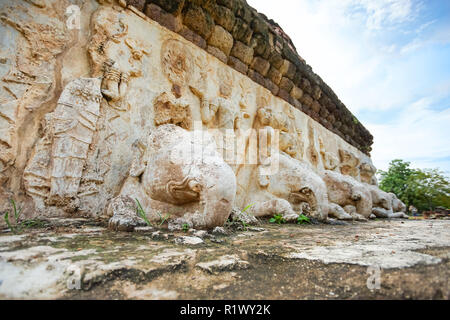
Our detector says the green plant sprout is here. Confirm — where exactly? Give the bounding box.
[269,214,286,224]
[297,214,311,225]
[3,199,44,233]
[135,198,171,227]
[135,198,153,227]
[182,223,190,232]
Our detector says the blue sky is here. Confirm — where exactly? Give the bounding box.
[247,0,450,174]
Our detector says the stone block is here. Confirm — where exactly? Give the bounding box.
[208,25,233,56]
[230,41,254,65]
[149,0,185,16]
[251,33,271,59]
[145,4,182,33]
[127,0,146,11]
[279,59,296,79]
[269,51,284,70]
[179,26,207,49]
[228,56,248,75]
[264,79,279,96]
[279,77,294,92]
[207,45,228,63]
[290,86,303,100]
[247,69,266,87]
[267,66,282,85]
[211,5,235,32]
[183,4,215,39]
[251,56,270,76]
[232,18,253,45]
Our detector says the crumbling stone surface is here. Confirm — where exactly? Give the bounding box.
[0,219,448,299]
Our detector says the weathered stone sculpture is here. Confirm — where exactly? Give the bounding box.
[367,184,408,219]
[246,153,329,222]
[23,78,102,211]
[108,124,237,230]
[323,170,372,221]
[0,0,404,230]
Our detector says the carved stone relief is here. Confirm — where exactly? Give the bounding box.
[23,78,102,210]
[108,124,237,230]
[0,1,407,229]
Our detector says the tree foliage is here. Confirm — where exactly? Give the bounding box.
[378,159,450,212]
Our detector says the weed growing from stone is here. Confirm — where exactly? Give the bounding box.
[135,198,170,227]
[269,214,286,224]
[3,199,45,233]
[136,198,153,227]
[297,214,311,225]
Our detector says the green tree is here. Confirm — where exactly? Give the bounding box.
[379,160,450,212]
[378,159,414,206]
[405,169,450,212]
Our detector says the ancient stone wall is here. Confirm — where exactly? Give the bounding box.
[0,0,404,230]
[128,0,374,154]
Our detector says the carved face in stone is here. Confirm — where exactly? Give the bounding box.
[161,39,193,87]
[257,107,272,126]
[129,125,237,228]
[259,153,329,220]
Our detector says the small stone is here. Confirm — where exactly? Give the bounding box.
[175,236,204,245]
[196,255,250,273]
[133,226,154,233]
[212,226,228,235]
[246,227,266,232]
[151,231,168,240]
[230,207,259,226]
[192,230,208,238]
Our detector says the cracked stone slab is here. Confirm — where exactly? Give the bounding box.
[196,255,250,273]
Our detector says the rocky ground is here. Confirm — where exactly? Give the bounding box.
[0,218,448,300]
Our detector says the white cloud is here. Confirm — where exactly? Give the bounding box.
[367,97,450,172]
[247,0,450,173]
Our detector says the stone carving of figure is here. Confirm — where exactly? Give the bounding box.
[200,96,241,131]
[107,124,237,230]
[359,161,377,185]
[339,149,360,178]
[89,6,148,107]
[323,170,372,221]
[23,78,102,210]
[366,184,408,219]
[245,153,329,222]
[256,106,298,158]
